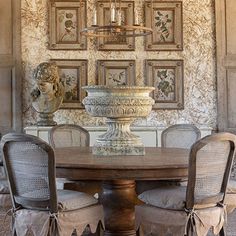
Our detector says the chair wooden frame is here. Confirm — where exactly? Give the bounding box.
[1,133,58,213]
[161,124,201,148]
[49,125,102,195]
[49,124,90,148]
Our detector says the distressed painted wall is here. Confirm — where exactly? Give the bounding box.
[22,0,216,128]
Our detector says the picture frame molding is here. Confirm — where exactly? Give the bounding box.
[49,0,87,50]
[145,59,184,109]
[145,1,183,51]
[51,59,88,109]
[97,60,136,86]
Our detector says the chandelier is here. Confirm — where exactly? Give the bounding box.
[80,0,153,39]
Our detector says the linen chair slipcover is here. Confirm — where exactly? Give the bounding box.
[136,124,201,195]
[135,132,236,236]
[1,133,104,236]
[49,124,101,195]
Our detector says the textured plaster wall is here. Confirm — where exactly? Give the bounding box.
[22,0,216,128]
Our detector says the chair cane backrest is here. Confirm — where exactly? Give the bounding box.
[0,133,57,212]
[161,124,201,149]
[49,124,90,148]
[186,132,236,209]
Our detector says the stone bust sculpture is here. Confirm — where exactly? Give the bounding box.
[31,62,64,126]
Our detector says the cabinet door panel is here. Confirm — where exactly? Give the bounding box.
[227,69,236,127]
[0,0,21,134]
[0,0,12,55]
[226,0,236,54]
[216,0,236,133]
[0,68,12,128]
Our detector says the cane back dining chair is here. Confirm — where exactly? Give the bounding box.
[162,126,236,235]
[162,124,201,187]
[136,124,201,195]
[1,133,104,236]
[49,124,101,195]
[49,124,90,148]
[136,132,236,236]
[161,124,201,149]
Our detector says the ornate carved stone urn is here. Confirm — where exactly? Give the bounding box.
[82,86,155,156]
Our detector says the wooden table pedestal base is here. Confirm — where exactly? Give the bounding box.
[101,180,137,236]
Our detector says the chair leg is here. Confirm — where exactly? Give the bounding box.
[83,222,103,236]
[136,228,140,236]
[98,222,104,236]
[136,227,144,236]
[93,221,103,236]
[219,227,226,236]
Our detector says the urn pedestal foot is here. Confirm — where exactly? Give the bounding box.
[93,118,145,156]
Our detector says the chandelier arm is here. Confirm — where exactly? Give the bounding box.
[80,25,153,38]
[80,0,154,39]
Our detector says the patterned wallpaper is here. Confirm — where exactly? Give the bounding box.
[22,0,216,128]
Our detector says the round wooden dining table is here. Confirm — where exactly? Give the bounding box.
[55,147,189,236]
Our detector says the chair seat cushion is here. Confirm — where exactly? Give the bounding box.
[138,179,236,212]
[138,186,186,210]
[57,189,98,211]
[0,180,9,194]
[138,186,217,210]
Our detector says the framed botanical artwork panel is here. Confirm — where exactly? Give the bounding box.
[51,59,88,109]
[49,0,87,50]
[145,60,184,109]
[145,1,183,51]
[97,60,136,86]
[97,1,135,51]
